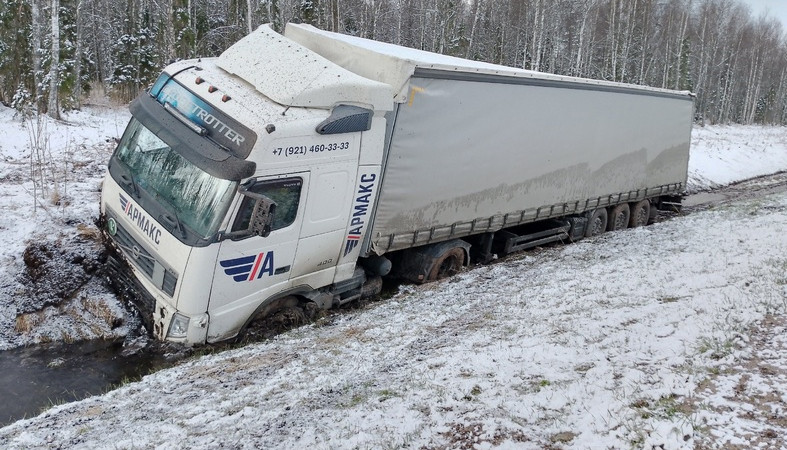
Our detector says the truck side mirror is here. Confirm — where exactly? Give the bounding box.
[247,191,277,238]
[223,187,277,240]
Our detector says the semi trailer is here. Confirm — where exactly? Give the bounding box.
[100,23,694,345]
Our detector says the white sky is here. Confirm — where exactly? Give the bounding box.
[742,0,787,28]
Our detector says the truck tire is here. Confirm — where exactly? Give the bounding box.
[628,200,651,228]
[257,295,300,318]
[585,208,608,238]
[427,247,465,281]
[607,204,630,231]
[238,295,304,342]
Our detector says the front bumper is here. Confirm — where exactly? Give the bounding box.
[101,214,208,345]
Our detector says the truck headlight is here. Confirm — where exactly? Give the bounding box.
[167,313,190,339]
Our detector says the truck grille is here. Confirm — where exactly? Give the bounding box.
[109,212,178,297]
[106,254,156,323]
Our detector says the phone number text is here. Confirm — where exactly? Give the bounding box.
[272,142,351,158]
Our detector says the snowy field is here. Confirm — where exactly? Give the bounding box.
[0,106,786,448]
[0,104,134,351]
[689,124,787,192]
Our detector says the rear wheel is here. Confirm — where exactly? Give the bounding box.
[607,204,630,231]
[628,200,651,228]
[427,248,465,281]
[585,208,608,237]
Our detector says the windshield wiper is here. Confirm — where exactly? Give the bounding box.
[155,194,188,240]
[114,158,141,198]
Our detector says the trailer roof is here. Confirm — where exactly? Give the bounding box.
[285,23,693,103]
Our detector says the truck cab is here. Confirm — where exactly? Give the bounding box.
[101,25,391,344]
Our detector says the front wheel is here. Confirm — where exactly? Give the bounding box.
[427,248,465,282]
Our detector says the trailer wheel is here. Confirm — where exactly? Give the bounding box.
[628,200,651,228]
[607,204,630,231]
[427,248,465,281]
[585,208,608,237]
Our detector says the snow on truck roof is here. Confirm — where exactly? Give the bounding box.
[284,23,693,103]
[217,25,394,111]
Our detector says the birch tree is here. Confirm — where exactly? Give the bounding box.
[48,0,60,118]
[72,0,83,106]
[31,0,43,110]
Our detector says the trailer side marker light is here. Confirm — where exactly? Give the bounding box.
[195,77,204,84]
[222,95,231,102]
[208,86,218,93]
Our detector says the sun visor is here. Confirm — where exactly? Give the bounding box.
[130,94,256,180]
[149,73,257,159]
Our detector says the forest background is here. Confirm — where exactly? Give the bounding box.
[0,0,785,125]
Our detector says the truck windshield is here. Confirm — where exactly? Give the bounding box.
[114,118,236,238]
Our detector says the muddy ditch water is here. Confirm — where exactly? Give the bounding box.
[0,231,187,428]
[0,338,172,426]
[2,172,787,429]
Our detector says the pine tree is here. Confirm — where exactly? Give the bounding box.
[0,0,33,108]
[109,9,158,102]
[173,0,196,59]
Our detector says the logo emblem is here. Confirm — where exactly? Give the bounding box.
[220,252,275,282]
[107,217,117,236]
[344,173,377,257]
[344,235,360,256]
[119,193,132,215]
[118,193,162,245]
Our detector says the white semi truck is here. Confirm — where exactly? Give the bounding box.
[100,23,693,345]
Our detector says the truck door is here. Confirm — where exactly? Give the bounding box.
[208,172,309,340]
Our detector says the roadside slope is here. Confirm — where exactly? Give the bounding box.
[2,107,787,447]
[0,105,132,350]
[689,125,787,192]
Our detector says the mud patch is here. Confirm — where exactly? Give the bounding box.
[241,302,323,342]
[7,224,137,345]
[692,315,787,448]
[19,232,105,314]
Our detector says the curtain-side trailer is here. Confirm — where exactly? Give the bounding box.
[99,23,693,345]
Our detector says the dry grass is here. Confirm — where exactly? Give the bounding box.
[15,312,44,333]
[80,296,120,328]
[321,325,373,346]
[76,223,102,242]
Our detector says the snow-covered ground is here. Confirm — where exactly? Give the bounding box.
[0,106,786,448]
[688,124,787,192]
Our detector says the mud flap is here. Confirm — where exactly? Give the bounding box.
[566,216,588,242]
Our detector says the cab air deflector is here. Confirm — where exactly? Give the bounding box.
[316,105,373,135]
[130,94,256,180]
